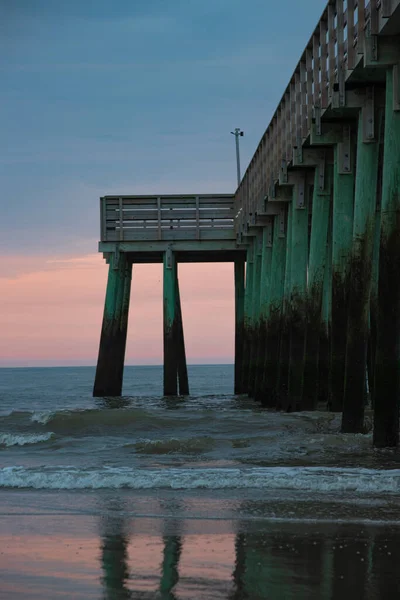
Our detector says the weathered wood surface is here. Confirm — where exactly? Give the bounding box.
[234,0,400,237]
[101,195,235,244]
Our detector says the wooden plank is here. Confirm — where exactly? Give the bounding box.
[320,18,329,107]
[328,3,336,101]
[357,0,366,54]
[109,208,235,221]
[347,0,356,68]
[313,32,321,107]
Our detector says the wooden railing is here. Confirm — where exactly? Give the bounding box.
[101,194,235,242]
[234,0,400,235]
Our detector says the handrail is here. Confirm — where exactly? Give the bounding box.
[234,0,399,233]
[100,194,235,242]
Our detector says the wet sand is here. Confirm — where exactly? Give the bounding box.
[1,489,400,599]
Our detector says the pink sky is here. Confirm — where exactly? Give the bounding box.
[0,253,234,367]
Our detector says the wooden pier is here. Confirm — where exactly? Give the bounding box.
[94,0,400,447]
[93,194,246,398]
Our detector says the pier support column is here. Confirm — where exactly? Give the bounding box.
[342,108,381,433]
[287,175,309,411]
[302,164,332,410]
[330,142,355,411]
[374,67,400,447]
[234,258,245,394]
[241,244,254,393]
[254,220,273,402]
[163,248,178,396]
[276,203,293,409]
[318,215,332,407]
[248,235,262,397]
[175,266,189,396]
[262,208,287,407]
[93,251,132,397]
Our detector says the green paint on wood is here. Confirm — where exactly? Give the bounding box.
[368,205,381,407]
[163,250,178,396]
[342,111,381,433]
[175,269,189,396]
[330,144,355,411]
[303,165,332,410]
[276,203,293,409]
[93,252,132,397]
[318,207,333,408]
[242,244,254,393]
[263,211,287,407]
[374,68,400,447]
[254,222,273,402]
[287,182,309,411]
[248,234,263,397]
[234,259,245,394]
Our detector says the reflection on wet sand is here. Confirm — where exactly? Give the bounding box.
[98,517,400,599]
[2,492,400,599]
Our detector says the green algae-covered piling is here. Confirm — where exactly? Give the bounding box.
[287,177,309,411]
[374,67,400,447]
[163,248,178,396]
[318,208,333,407]
[175,267,189,396]
[262,209,287,407]
[248,233,263,397]
[254,220,273,402]
[234,258,245,394]
[330,142,355,411]
[276,203,293,410]
[342,107,381,433]
[241,243,254,394]
[93,252,132,397]
[302,164,332,410]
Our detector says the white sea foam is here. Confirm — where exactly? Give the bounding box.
[1,465,400,493]
[30,412,53,425]
[0,432,55,447]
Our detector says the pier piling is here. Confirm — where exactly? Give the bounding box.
[93,252,132,397]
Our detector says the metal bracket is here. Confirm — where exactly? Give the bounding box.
[165,245,173,269]
[278,206,286,238]
[295,178,306,209]
[337,125,353,174]
[266,220,273,247]
[280,158,288,184]
[316,152,326,191]
[362,87,375,142]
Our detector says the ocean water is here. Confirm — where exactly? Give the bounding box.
[1,365,400,599]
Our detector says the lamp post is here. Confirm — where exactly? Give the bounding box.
[231,128,244,187]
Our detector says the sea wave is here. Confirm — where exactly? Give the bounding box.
[132,436,215,454]
[1,465,400,493]
[0,432,55,447]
